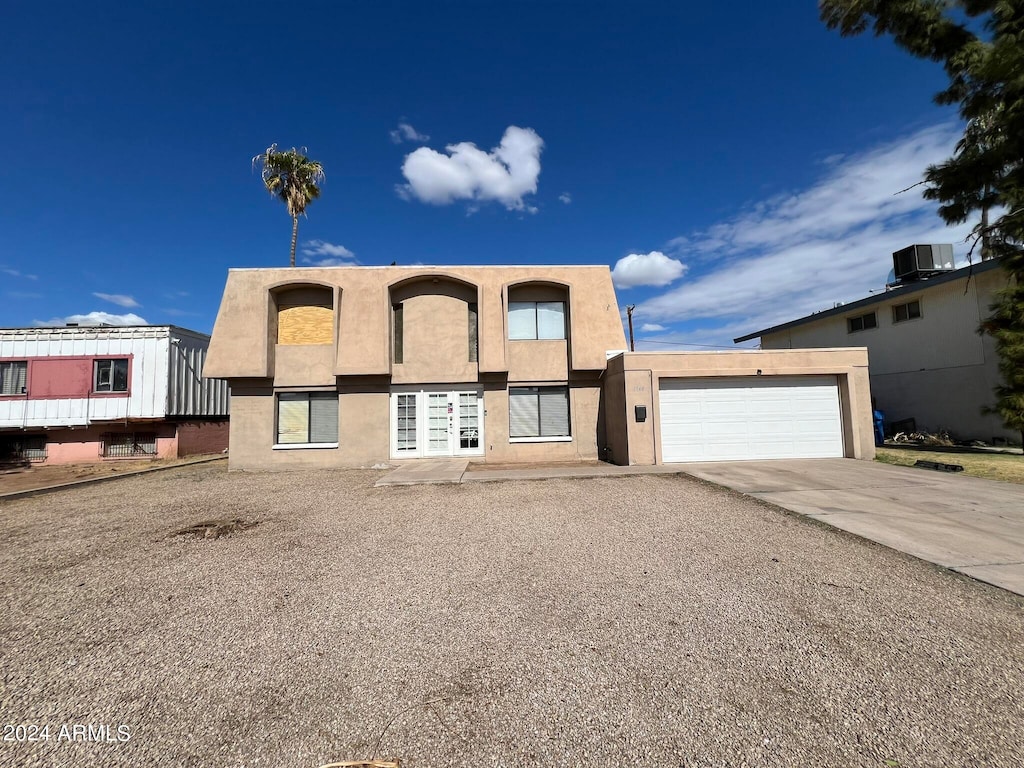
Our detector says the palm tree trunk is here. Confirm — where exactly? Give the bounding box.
[289,216,299,267]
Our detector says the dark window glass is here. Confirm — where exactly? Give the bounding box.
[393,303,404,364]
[847,312,876,334]
[94,359,129,392]
[468,303,478,363]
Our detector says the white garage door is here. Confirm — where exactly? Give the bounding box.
[659,376,844,462]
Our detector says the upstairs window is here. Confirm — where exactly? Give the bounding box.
[509,301,566,340]
[94,359,129,392]
[468,303,478,363]
[846,312,877,334]
[392,303,404,364]
[0,361,27,395]
[892,299,922,323]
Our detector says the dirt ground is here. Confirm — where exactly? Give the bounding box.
[1,462,1022,768]
[0,455,225,494]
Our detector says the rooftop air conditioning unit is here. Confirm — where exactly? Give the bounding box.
[892,244,955,283]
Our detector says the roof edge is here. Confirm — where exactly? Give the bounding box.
[733,258,1006,344]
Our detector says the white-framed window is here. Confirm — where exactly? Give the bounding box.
[275,392,338,448]
[509,301,566,340]
[94,359,129,392]
[0,361,27,395]
[892,299,922,323]
[846,312,877,334]
[509,386,571,441]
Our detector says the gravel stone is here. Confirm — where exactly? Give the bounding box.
[1,463,1022,767]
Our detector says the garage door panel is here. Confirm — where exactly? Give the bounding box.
[659,376,843,462]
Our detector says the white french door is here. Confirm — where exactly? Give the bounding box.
[391,389,484,459]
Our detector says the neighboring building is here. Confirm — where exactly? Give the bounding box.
[0,325,230,464]
[734,248,1015,444]
[205,265,875,469]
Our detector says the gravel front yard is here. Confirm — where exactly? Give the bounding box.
[1,463,1022,768]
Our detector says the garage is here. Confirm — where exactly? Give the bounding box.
[658,375,845,462]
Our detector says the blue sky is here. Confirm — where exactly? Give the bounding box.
[1,2,970,347]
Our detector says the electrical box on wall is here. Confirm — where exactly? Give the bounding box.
[634,405,647,422]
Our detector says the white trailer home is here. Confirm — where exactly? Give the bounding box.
[0,325,229,464]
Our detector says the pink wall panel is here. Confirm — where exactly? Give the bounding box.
[30,358,94,398]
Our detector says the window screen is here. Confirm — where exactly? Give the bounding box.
[0,361,27,395]
[277,392,338,444]
[509,386,570,438]
[508,302,537,340]
[509,301,566,340]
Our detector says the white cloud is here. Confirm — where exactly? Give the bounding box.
[93,292,140,308]
[397,125,544,212]
[35,311,148,327]
[559,192,572,204]
[640,323,667,332]
[300,240,357,267]
[389,121,430,144]
[2,267,38,280]
[611,251,687,289]
[637,122,974,347]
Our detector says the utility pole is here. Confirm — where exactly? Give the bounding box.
[626,305,635,352]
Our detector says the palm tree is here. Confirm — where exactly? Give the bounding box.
[252,144,325,267]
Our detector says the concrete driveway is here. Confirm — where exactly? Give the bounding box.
[680,458,1024,595]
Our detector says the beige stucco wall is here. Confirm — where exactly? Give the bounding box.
[507,340,569,381]
[603,349,874,465]
[227,381,390,470]
[225,378,602,469]
[761,268,1014,443]
[391,290,478,385]
[273,344,334,387]
[206,265,625,381]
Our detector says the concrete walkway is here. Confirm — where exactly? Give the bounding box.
[680,458,1024,596]
[374,460,684,486]
[373,458,470,486]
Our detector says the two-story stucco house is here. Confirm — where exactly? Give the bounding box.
[205,265,877,469]
[204,266,628,469]
[735,251,1014,444]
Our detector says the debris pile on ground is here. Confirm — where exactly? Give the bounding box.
[891,430,955,447]
[174,519,259,539]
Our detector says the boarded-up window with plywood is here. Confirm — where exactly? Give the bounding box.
[276,286,334,345]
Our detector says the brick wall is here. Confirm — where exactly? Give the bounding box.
[175,420,230,457]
